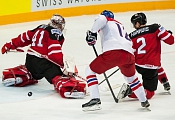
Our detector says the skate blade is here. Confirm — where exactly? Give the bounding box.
[167,90,171,95]
[82,104,102,112]
[145,107,151,111]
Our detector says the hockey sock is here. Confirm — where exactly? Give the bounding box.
[129,78,147,102]
[158,67,168,83]
[87,75,100,99]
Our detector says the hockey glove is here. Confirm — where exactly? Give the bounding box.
[1,42,24,54]
[167,30,173,34]
[1,42,16,54]
[86,30,97,46]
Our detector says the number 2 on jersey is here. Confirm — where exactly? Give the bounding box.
[137,37,146,54]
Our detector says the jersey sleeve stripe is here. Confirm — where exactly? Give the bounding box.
[48,44,61,49]
[26,32,30,40]
[161,33,171,41]
[48,50,62,55]
[20,34,25,42]
[157,29,165,37]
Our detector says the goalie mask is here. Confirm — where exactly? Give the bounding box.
[49,14,65,31]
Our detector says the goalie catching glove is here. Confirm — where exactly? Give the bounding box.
[86,30,97,46]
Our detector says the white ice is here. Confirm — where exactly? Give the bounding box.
[0,10,175,120]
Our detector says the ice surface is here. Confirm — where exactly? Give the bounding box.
[0,10,175,120]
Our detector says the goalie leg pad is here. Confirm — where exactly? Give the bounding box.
[52,76,86,98]
[2,65,38,87]
[2,77,23,87]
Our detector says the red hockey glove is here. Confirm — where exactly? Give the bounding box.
[86,30,97,46]
[1,42,16,54]
[1,42,24,54]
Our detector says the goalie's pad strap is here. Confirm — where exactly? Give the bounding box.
[2,65,38,87]
[52,76,86,98]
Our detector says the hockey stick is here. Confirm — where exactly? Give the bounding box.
[98,67,120,92]
[98,68,120,85]
[92,45,119,103]
[28,48,86,82]
[8,48,24,53]
[28,48,119,92]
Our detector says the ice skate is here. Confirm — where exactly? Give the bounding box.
[141,100,151,111]
[163,81,171,95]
[82,98,101,111]
[163,81,170,91]
[117,83,132,100]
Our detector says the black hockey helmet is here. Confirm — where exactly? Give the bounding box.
[131,12,147,26]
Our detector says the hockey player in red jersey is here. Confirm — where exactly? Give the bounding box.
[1,14,86,99]
[120,12,174,100]
[82,10,150,111]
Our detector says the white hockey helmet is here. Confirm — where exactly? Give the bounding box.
[48,14,65,31]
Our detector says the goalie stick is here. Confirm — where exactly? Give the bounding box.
[8,48,24,53]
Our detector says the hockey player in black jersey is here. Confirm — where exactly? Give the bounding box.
[118,12,174,101]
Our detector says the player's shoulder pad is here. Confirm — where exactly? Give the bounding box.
[95,15,107,23]
[129,29,137,38]
[46,26,63,40]
[46,26,62,35]
[51,28,62,35]
[150,23,164,32]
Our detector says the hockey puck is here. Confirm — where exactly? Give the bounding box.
[28,92,32,97]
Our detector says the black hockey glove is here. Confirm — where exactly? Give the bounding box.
[167,30,173,34]
[86,30,97,46]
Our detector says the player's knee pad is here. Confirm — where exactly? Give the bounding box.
[2,65,38,87]
[52,76,86,98]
